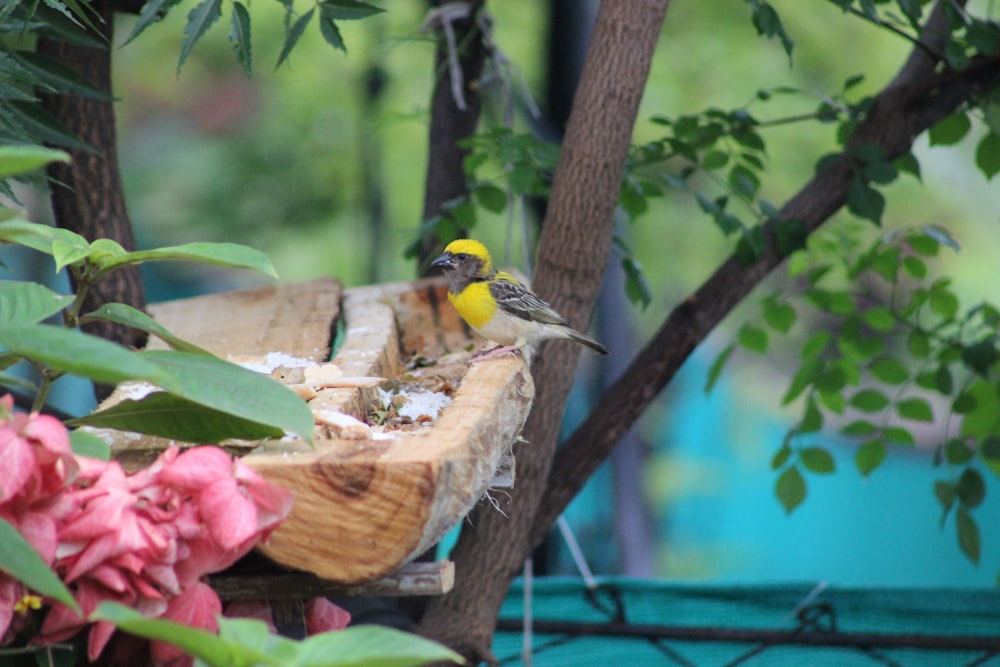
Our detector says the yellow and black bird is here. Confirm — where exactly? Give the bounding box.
[431,239,610,359]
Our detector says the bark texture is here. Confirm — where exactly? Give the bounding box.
[417,1,671,663]
[37,2,147,358]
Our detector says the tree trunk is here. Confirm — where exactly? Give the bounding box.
[417,0,487,270]
[417,1,671,663]
[37,1,147,363]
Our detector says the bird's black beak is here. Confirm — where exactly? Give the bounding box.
[430,252,454,272]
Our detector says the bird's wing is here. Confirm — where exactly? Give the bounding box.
[490,273,567,326]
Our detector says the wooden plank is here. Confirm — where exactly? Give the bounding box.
[145,276,340,359]
[96,276,534,585]
[210,561,455,600]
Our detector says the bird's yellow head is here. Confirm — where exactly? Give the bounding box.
[443,239,493,271]
[431,239,495,291]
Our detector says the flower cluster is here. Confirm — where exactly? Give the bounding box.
[0,396,296,663]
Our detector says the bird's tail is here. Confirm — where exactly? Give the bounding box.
[566,328,610,355]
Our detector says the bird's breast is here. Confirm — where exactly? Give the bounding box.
[448,282,496,330]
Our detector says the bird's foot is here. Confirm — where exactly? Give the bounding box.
[470,345,523,362]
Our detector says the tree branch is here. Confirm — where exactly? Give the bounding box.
[531,0,1000,549]
[417,1,671,663]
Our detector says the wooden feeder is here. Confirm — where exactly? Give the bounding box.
[94,276,534,594]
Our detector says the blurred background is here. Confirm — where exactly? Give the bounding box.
[18,0,1000,587]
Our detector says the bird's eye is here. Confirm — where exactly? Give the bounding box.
[455,253,467,260]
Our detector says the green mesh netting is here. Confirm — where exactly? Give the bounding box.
[493,578,1000,666]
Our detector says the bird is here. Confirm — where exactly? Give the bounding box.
[430,238,610,360]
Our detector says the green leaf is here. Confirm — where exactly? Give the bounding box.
[907,330,931,358]
[800,331,831,360]
[962,339,998,375]
[122,0,185,45]
[849,388,890,412]
[929,288,959,319]
[799,397,823,433]
[842,419,877,437]
[138,351,315,444]
[0,281,73,325]
[860,159,898,185]
[705,344,733,393]
[775,466,806,514]
[0,517,80,613]
[958,379,1000,439]
[473,184,507,214]
[69,429,111,460]
[0,145,69,178]
[297,624,463,666]
[5,101,95,153]
[901,255,927,278]
[957,508,980,563]
[0,219,88,258]
[981,435,1000,463]
[935,480,955,513]
[319,0,385,20]
[97,242,277,279]
[894,152,921,180]
[863,306,895,332]
[79,303,212,355]
[701,150,729,169]
[801,445,835,473]
[945,439,974,466]
[897,396,934,422]
[318,8,346,52]
[275,7,314,69]
[928,112,971,146]
[728,163,760,198]
[782,357,821,405]
[772,444,792,470]
[747,0,794,59]
[228,1,252,77]
[957,467,986,508]
[763,299,796,333]
[91,602,234,665]
[738,324,768,355]
[0,324,172,387]
[14,52,110,101]
[813,363,846,393]
[883,426,915,446]
[621,256,652,310]
[69,392,286,444]
[817,388,845,414]
[178,0,223,74]
[870,356,908,385]
[846,176,884,225]
[855,440,885,476]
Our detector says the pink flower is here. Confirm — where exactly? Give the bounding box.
[0,398,294,662]
[304,598,351,634]
[0,395,78,505]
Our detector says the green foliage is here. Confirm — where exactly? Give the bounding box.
[720,219,1000,565]
[91,602,465,667]
[744,0,794,60]
[0,148,313,445]
[123,0,386,71]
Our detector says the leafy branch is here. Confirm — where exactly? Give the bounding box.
[0,147,314,444]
